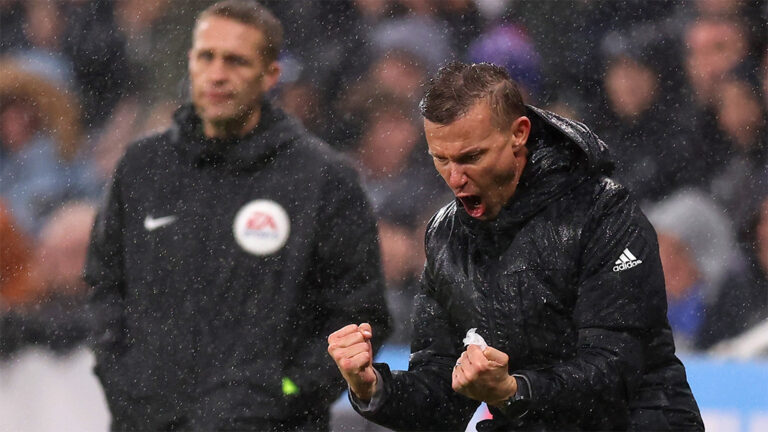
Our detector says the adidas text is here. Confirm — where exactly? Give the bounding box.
[613,260,642,272]
[613,248,642,272]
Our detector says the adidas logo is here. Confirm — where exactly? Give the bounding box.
[613,248,642,272]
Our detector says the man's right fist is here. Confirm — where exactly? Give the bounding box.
[327,323,377,401]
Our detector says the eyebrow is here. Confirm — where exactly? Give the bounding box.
[428,147,484,159]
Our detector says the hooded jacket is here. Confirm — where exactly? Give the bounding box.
[357,106,703,431]
[85,102,391,431]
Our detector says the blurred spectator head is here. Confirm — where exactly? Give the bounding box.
[694,0,747,16]
[277,79,325,136]
[357,97,420,177]
[34,202,96,298]
[369,49,427,103]
[648,189,740,303]
[352,0,390,20]
[334,50,427,149]
[603,55,659,120]
[23,2,63,51]
[378,220,424,286]
[369,10,451,72]
[684,17,749,105]
[0,59,81,160]
[467,24,542,102]
[0,94,38,154]
[656,231,700,301]
[715,76,765,152]
[277,80,319,121]
[115,0,174,37]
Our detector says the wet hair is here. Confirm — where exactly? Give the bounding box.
[197,0,283,64]
[419,61,525,129]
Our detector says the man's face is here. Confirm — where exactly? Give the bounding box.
[425,101,530,221]
[188,16,279,137]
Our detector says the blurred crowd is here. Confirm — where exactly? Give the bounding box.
[1,0,767,382]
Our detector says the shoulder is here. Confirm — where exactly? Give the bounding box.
[278,122,358,178]
[564,175,652,248]
[119,130,175,169]
[578,176,657,256]
[585,175,635,217]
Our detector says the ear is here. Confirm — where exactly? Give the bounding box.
[510,116,531,149]
[261,61,281,93]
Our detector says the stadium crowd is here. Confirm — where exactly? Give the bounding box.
[0,0,767,428]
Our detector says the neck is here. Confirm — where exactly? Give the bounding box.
[203,107,262,139]
[508,149,528,194]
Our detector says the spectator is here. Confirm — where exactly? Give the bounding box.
[59,0,132,129]
[647,189,743,350]
[351,98,447,343]
[709,75,767,230]
[333,49,428,150]
[699,181,768,349]
[1,202,96,357]
[277,80,329,141]
[596,49,698,205]
[0,60,98,236]
[467,23,542,103]
[0,203,107,432]
[684,16,750,108]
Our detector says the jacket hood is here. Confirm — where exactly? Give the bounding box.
[526,105,613,174]
[458,105,614,234]
[169,100,305,171]
[0,59,82,161]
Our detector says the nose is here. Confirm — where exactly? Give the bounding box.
[208,58,229,84]
[446,163,467,190]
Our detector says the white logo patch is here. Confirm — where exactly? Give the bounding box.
[144,215,177,231]
[613,248,642,272]
[233,200,290,256]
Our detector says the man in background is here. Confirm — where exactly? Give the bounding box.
[86,1,390,430]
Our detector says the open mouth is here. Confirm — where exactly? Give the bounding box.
[458,195,485,218]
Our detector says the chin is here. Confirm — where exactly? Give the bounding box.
[201,111,238,124]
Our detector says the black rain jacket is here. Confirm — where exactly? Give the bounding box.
[85,102,391,431]
[357,106,703,431]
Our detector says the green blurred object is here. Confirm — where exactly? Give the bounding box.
[282,377,299,396]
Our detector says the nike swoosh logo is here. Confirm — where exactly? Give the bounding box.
[144,215,177,231]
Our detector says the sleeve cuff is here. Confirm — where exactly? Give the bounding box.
[348,367,385,413]
[496,374,532,419]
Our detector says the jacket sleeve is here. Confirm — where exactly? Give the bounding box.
[84,159,129,365]
[354,251,479,430]
[283,164,392,409]
[510,186,666,422]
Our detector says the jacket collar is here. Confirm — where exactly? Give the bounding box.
[170,100,304,171]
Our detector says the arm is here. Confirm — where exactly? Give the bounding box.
[283,166,391,407]
[352,270,480,431]
[508,189,664,423]
[83,161,129,365]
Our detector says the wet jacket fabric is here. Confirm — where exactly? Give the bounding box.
[85,102,391,431]
[357,106,703,431]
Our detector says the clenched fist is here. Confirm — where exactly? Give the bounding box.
[327,323,377,401]
[452,344,517,407]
